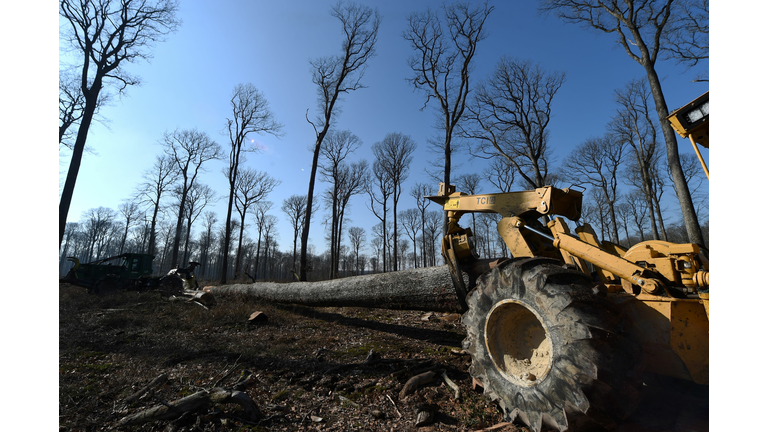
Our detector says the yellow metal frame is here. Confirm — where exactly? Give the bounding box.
[427,182,709,385]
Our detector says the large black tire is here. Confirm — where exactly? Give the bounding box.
[462,258,644,432]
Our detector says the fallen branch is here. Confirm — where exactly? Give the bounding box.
[117,387,260,427]
[386,394,402,418]
[125,373,168,405]
[441,370,461,400]
[399,370,437,399]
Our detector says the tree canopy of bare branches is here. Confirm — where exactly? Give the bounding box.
[403,1,493,233]
[611,78,665,240]
[220,83,283,284]
[282,195,309,273]
[410,183,432,268]
[463,57,565,189]
[561,135,626,243]
[163,128,221,268]
[319,130,365,278]
[135,154,179,256]
[300,2,380,281]
[371,133,416,271]
[59,0,181,246]
[233,169,280,279]
[538,0,706,245]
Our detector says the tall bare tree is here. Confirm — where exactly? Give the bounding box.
[347,226,366,275]
[281,194,309,273]
[319,130,363,278]
[400,208,421,270]
[366,159,394,272]
[331,160,369,276]
[423,210,443,266]
[404,1,493,233]
[561,135,626,243]
[82,206,117,261]
[181,182,217,265]
[410,183,432,268]
[539,0,707,245]
[371,132,416,271]
[610,78,663,240]
[220,83,283,284]
[463,57,565,189]
[163,128,221,268]
[300,2,380,281]
[136,154,178,256]
[197,211,218,278]
[233,168,280,279]
[59,0,180,246]
[251,201,274,280]
[117,201,141,254]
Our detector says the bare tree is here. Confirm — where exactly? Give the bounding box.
[454,172,482,235]
[260,215,279,279]
[233,168,280,279]
[220,83,283,284]
[347,226,366,275]
[136,154,178,256]
[163,128,221,268]
[251,201,274,280]
[561,135,626,243]
[366,159,394,272]
[539,0,707,245]
[410,183,432,268]
[331,160,369,276]
[661,0,709,80]
[625,190,650,242]
[614,201,633,246]
[423,210,443,266]
[610,78,663,240]
[318,130,363,278]
[371,132,416,271]
[300,2,380,281]
[483,156,517,193]
[404,1,493,233]
[400,208,421,270]
[282,194,308,273]
[118,201,141,254]
[82,206,117,261]
[59,0,180,245]
[197,211,218,278]
[181,182,217,265]
[463,57,565,189]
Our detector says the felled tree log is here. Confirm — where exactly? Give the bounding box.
[209,265,464,313]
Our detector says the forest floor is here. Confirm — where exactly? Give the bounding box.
[59,282,709,432]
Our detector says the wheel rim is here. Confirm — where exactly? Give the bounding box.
[484,299,553,387]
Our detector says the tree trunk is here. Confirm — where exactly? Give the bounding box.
[642,63,703,245]
[210,265,463,313]
[300,133,325,281]
[60,89,99,246]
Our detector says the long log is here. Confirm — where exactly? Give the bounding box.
[209,265,464,313]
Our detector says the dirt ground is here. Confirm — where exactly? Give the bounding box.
[58,283,708,432]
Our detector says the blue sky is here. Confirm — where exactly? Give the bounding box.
[57,0,710,253]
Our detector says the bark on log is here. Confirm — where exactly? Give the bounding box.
[209,265,464,313]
